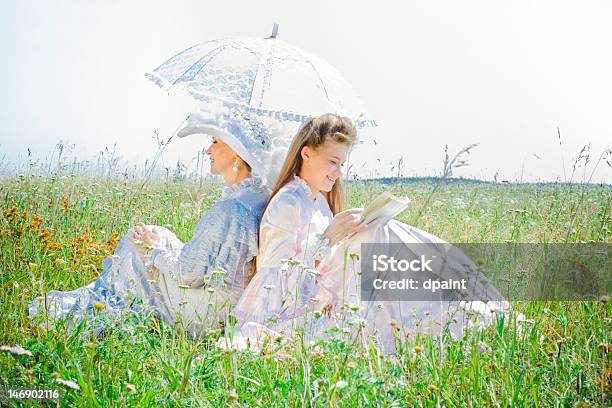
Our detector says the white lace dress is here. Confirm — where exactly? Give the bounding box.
[227,176,515,353]
[29,177,269,332]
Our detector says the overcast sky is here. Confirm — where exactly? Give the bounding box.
[1,0,610,182]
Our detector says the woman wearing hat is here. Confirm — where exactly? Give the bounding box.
[29,107,288,333]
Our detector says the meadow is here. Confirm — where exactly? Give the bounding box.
[0,173,610,406]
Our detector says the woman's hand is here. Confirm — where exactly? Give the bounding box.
[130,223,161,250]
[323,208,365,245]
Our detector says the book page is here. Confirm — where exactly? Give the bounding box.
[361,192,410,225]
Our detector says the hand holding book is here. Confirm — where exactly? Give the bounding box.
[324,192,410,245]
[359,192,410,226]
[322,208,364,245]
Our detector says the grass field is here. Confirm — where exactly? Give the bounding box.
[0,175,610,406]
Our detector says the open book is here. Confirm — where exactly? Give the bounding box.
[360,192,410,226]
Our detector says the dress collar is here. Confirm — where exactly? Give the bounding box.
[222,175,267,199]
[293,175,321,202]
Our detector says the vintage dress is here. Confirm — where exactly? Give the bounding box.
[29,177,269,332]
[228,176,514,353]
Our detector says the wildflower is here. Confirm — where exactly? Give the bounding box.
[287,258,302,267]
[595,369,612,391]
[348,317,367,328]
[477,340,492,354]
[228,389,238,402]
[309,345,324,358]
[43,242,61,250]
[212,267,227,276]
[428,384,437,392]
[126,383,136,394]
[305,267,320,278]
[520,319,536,325]
[51,372,60,380]
[413,345,424,353]
[0,345,33,356]
[389,319,397,327]
[332,380,348,390]
[85,342,95,350]
[348,304,361,312]
[55,378,80,391]
[322,303,333,317]
[93,302,105,311]
[346,361,356,369]
[62,197,71,212]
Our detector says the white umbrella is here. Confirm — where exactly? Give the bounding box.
[146,24,376,127]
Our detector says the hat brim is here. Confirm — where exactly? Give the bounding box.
[176,123,256,170]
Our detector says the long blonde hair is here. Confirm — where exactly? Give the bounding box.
[268,113,357,215]
[248,114,357,281]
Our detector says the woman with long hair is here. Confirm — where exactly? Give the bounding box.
[226,113,515,353]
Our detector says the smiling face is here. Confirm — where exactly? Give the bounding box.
[299,139,350,194]
[206,136,236,175]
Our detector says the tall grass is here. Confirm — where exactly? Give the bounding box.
[1,172,610,406]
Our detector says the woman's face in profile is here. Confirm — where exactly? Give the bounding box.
[206,136,235,175]
[301,139,349,192]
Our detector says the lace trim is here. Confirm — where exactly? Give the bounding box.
[292,175,316,199]
[222,175,266,199]
[292,175,328,204]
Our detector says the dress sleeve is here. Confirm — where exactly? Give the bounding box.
[300,232,331,267]
[237,191,321,324]
[152,199,259,288]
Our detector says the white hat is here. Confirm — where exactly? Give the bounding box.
[176,102,295,187]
